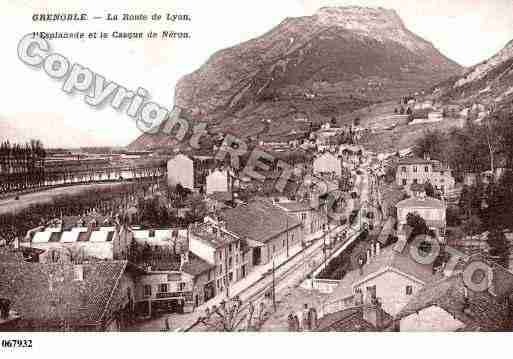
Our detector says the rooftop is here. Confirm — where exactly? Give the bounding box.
[189,222,240,249]
[317,305,393,331]
[396,195,445,210]
[0,260,129,330]
[396,270,512,331]
[30,228,116,244]
[326,244,440,303]
[220,200,301,244]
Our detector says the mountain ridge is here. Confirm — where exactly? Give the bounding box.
[130,6,463,150]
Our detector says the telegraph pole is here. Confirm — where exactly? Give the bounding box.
[286,215,289,257]
[272,258,276,312]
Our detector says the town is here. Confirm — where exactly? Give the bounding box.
[3,2,513,339]
[2,94,513,332]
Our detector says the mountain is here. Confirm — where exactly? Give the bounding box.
[430,39,513,108]
[130,6,462,150]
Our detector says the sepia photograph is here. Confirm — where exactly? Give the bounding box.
[2,0,513,355]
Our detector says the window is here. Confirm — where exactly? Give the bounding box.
[228,272,233,282]
[401,166,406,173]
[413,179,418,184]
[178,282,186,291]
[440,171,444,175]
[413,166,418,173]
[301,213,307,221]
[424,166,429,172]
[218,251,223,261]
[229,243,233,253]
[158,283,168,293]
[228,257,233,267]
[406,285,413,295]
[283,239,286,247]
[218,264,223,276]
[143,284,152,297]
[402,179,407,186]
[207,270,211,282]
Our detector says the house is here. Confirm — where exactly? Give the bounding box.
[220,200,304,266]
[167,154,215,191]
[0,260,139,331]
[396,187,447,239]
[128,226,217,315]
[396,270,513,331]
[274,199,326,236]
[321,243,439,318]
[313,152,344,177]
[188,219,251,298]
[133,252,215,317]
[21,225,132,262]
[395,156,455,195]
[316,292,393,331]
[206,169,230,195]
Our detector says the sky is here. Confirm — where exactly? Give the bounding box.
[2,0,513,148]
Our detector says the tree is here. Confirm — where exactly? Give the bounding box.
[488,229,509,268]
[424,181,435,198]
[194,297,268,332]
[462,214,482,240]
[406,212,429,240]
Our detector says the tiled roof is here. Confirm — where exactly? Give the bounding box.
[317,306,393,331]
[0,260,128,330]
[317,307,375,331]
[220,200,302,244]
[182,253,215,277]
[326,245,439,303]
[396,272,511,331]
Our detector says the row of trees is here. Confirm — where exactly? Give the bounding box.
[0,140,46,192]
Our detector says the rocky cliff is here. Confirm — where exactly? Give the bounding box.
[130,6,462,150]
[430,39,513,108]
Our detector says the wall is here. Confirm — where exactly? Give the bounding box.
[397,206,446,226]
[396,163,455,193]
[167,155,194,189]
[261,225,304,265]
[206,170,229,195]
[354,269,424,316]
[134,271,193,303]
[33,242,114,261]
[189,236,216,264]
[400,305,464,331]
[313,153,342,177]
